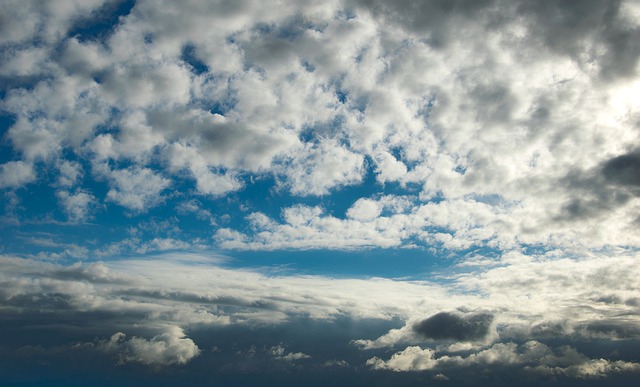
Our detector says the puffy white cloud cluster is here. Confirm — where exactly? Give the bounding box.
[367,341,640,378]
[0,0,637,253]
[97,326,200,366]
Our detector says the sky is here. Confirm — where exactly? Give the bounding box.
[1,0,640,385]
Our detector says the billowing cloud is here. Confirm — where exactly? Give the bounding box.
[0,161,35,189]
[96,326,200,366]
[367,341,640,379]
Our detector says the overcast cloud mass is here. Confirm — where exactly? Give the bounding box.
[1,0,640,385]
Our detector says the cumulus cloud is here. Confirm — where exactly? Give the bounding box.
[0,0,638,254]
[57,190,95,222]
[367,340,640,379]
[283,141,365,196]
[97,326,200,366]
[97,165,171,212]
[0,161,35,189]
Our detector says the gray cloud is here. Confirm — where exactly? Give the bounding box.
[557,150,640,221]
[602,151,640,187]
[412,311,494,342]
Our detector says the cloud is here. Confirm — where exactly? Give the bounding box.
[270,345,311,362]
[602,151,640,187]
[367,340,640,379]
[279,140,366,196]
[347,198,381,221]
[56,190,95,222]
[0,250,639,382]
[56,160,83,188]
[412,311,494,342]
[0,161,35,189]
[215,202,408,250]
[96,325,200,366]
[0,0,638,255]
[96,165,171,212]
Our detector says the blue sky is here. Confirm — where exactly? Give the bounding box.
[1,0,640,385]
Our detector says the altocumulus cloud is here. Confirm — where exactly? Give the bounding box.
[1,0,640,385]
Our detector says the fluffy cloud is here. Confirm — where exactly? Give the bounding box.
[97,326,200,366]
[97,165,171,212]
[367,340,640,379]
[57,190,95,222]
[0,161,35,189]
[282,141,365,196]
[1,0,639,252]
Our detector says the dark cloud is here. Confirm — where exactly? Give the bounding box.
[557,151,640,221]
[412,311,494,341]
[582,320,640,339]
[602,151,640,187]
[517,0,640,79]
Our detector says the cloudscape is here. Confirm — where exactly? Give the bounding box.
[1,1,640,385]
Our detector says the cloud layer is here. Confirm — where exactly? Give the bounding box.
[1,0,639,255]
[1,251,639,384]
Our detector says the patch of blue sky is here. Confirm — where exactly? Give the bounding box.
[518,243,555,256]
[335,9,357,21]
[66,0,135,42]
[181,44,209,75]
[300,60,315,73]
[225,247,446,281]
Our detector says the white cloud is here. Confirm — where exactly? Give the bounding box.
[56,160,83,187]
[97,165,171,212]
[0,0,637,253]
[367,340,640,379]
[0,0,109,45]
[97,326,200,367]
[167,142,242,197]
[57,190,95,222]
[280,140,365,196]
[215,203,408,250]
[270,345,311,362]
[0,161,36,189]
[347,198,381,221]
